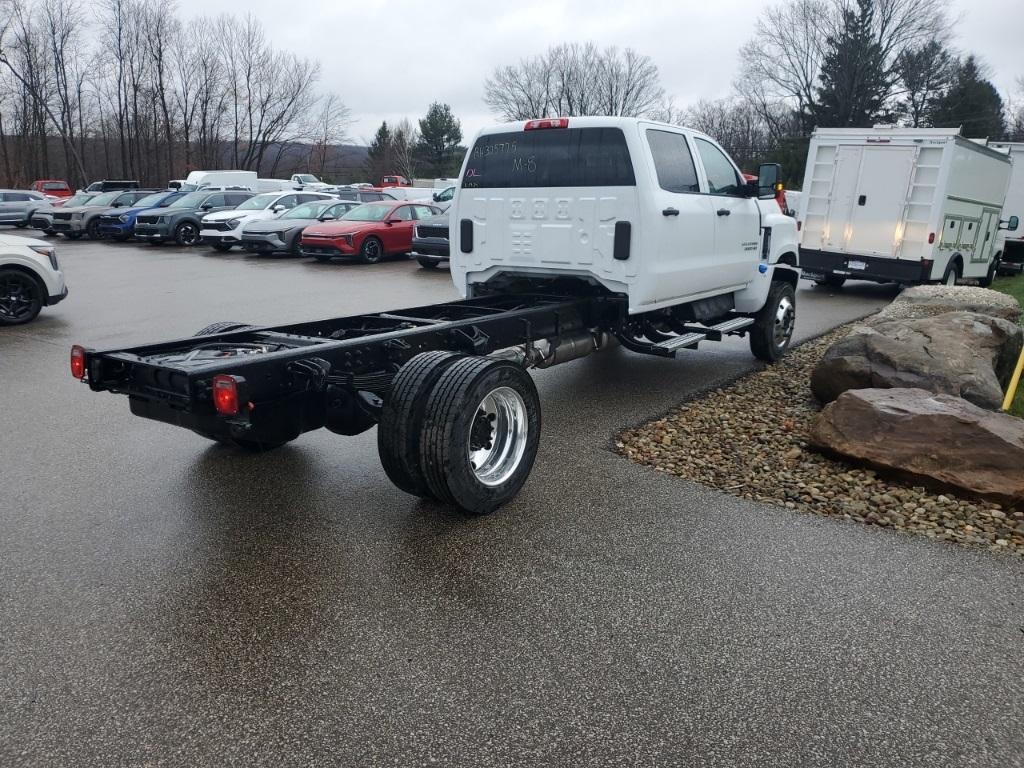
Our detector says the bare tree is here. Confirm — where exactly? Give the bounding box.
[484,42,664,120]
[391,117,418,181]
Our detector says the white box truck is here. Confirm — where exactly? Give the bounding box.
[796,127,1015,288]
[991,142,1024,274]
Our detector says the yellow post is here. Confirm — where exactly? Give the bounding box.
[1003,344,1024,412]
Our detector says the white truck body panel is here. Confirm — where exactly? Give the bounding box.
[451,116,798,315]
[185,170,258,191]
[990,142,1024,257]
[797,127,1012,282]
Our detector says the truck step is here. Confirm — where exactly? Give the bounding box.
[654,316,755,353]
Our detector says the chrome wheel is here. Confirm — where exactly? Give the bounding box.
[467,386,529,487]
[773,294,795,349]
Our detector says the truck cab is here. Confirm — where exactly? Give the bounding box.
[452,116,798,316]
[381,175,412,188]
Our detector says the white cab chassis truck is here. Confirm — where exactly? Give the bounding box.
[796,127,1016,288]
[991,142,1024,274]
[72,117,799,516]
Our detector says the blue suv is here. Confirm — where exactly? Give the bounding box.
[96,190,185,241]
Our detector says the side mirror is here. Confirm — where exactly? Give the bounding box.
[1000,215,1020,232]
[756,163,782,200]
[432,193,440,202]
[272,204,285,213]
[200,203,212,210]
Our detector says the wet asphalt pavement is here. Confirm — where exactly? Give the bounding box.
[1,236,1022,767]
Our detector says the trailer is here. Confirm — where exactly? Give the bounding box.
[72,117,801,515]
[991,142,1024,274]
[796,127,1016,288]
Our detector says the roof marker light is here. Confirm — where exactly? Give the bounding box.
[524,118,569,131]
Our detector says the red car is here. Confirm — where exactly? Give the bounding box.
[381,175,411,188]
[29,179,72,198]
[300,201,441,263]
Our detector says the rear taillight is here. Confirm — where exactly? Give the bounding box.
[524,118,568,131]
[928,232,935,244]
[70,345,86,379]
[212,374,241,416]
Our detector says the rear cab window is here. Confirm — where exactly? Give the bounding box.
[462,127,636,188]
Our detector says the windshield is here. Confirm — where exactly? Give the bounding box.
[133,193,169,209]
[235,193,278,211]
[63,193,95,207]
[84,191,121,207]
[168,191,210,209]
[341,203,393,222]
[43,182,68,190]
[295,174,317,183]
[282,202,328,219]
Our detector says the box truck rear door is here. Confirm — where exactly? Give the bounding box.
[847,146,916,257]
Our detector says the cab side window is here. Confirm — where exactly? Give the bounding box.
[646,129,700,193]
[205,194,227,207]
[694,138,743,196]
[393,205,414,221]
[275,195,298,209]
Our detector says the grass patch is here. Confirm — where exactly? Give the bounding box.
[991,274,1024,416]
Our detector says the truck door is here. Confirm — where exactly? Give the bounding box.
[693,138,761,290]
[642,128,718,301]
[824,146,863,250]
[846,146,916,256]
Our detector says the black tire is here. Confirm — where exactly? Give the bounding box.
[750,280,796,363]
[978,259,998,288]
[941,258,961,287]
[359,236,384,264]
[174,221,200,246]
[64,232,82,240]
[417,258,439,269]
[86,219,102,240]
[419,357,541,515]
[194,321,256,336]
[0,268,44,325]
[378,351,464,498]
[211,242,233,252]
[289,232,303,257]
[15,222,27,228]
[814,274,846,289]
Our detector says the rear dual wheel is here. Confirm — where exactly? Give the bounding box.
[378,353,541,514]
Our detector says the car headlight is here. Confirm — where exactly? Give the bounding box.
[118,214,129,223]
[226,218,243,229]
[341,234,354,245]
[155,216,166,224]
[72,213,84,220]
[29,245,58,270]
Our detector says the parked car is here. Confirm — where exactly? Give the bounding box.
[200,191,335,251]
[29,180,72,198]
[0,233,67,325]
[95,190,185,241]
[324,188,396,203]
[51,189,159,240]
[30,192,98,235]
[290,173,331,190]
[0,190,48,227]
[300,201,441,263]
[133,189,256,246]
[240,199,360,256]
[83,180,139,193]
[381,175,411,187]
[411,212,450,269]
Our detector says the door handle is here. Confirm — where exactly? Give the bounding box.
[716,208,731,216]
[662,207,679,217]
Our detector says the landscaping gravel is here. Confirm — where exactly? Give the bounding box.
[616,326,1024,556]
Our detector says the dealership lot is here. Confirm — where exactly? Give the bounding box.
[2,238,1022,767]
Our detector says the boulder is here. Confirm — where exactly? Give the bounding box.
[872,285,1022,324]
[810,312,1023,410]
[809,388,1024,504]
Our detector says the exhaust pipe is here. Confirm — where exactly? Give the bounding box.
[491,330,608,369]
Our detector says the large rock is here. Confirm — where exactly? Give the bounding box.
[872,285,1022,324]
[809,388,1024,504]
[811,312,1022,410]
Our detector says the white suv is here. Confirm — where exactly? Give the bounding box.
[0,233,68,325]
[200,192,334,251]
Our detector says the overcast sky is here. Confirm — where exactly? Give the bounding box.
[178,0,1021,145]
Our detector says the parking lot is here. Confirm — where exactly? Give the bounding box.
[3,236,1023,767]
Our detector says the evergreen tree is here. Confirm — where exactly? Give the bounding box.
[365,121,393,180]
[416,103,463,176]
[930,56,1006,138]
[895,41,955,127]
[813,0,888,128]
